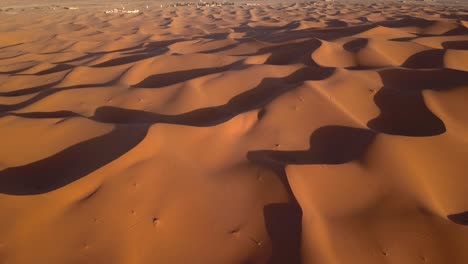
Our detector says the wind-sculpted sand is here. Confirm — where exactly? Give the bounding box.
[0,0,468,263]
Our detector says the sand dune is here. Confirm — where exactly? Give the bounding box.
[0,0,468,263]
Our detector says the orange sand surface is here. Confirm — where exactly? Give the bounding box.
[1,0,468,263]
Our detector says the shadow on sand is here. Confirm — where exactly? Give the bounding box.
[248,126,376,264]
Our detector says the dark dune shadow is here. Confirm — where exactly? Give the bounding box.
[326,19,348,27]
[378,68,468,91]
[0,125,148,195]
[376,16,434,28]
[243,23,376,43]
[367,88,446,136]
[345,65,382,71]
[56,53,98,64]
[0,42,24,50]
[0,80,62,97]
[96,67,335,125]
[131,33,232,56]
[263,39,321,66]
[0,55,136,100]
[236,39,322,66]
[440,26,468,37]
[0,52,27,61]
[93,105,232,126]
[0,67,335,200]
[368,68,468,136]
[0,69,129,113]
[0,64,37,75]
[61,44,153,66]
[1,66,334,124]
[248,125,376,214]
[357,16,369,23]
[120,39,185,56]
[343,38,368,53]
[199,43,240,54]
[233,21,301,36]
[196,37,255,54]
[92,54,157,68]
[447,211,468,225]
[248,126,376,167]
[34,63,74,75]
[56,40,180,66]
[283,66,335,82]
[5,110,82,119]
[390,36,419,42]
[249,126,376,264]
[0,66,335,194]
[264,203,302,264]
[0,84,82,112]
[132,61,244,89]
[439,14,468,21]
[200,32,231,40]
[442,40,468,50]
[90,44,150,55]
[401,49,445,69]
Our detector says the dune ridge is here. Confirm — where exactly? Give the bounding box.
[0,0,468,263]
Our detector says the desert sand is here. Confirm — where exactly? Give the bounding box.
[0,0,468,263]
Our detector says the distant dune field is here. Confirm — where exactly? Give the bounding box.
[0,0,468,263]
